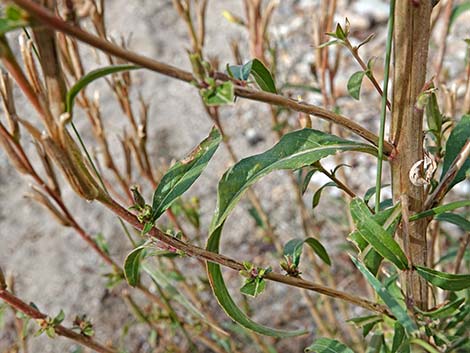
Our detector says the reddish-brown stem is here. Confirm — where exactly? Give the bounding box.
[9,0,392,155]
[100,195,391,316]
[0,289,117,353]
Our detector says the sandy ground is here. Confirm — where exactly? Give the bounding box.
[1,0,470,352]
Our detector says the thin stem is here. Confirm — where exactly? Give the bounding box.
[375,0,395,213]
[0,289,117,353]
[102,196,392,317]
[10,0,393,154]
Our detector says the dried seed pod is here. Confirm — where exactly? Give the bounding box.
[25,185,71,227]
[41,132,101,200]
[0,127,31,175]
[33,140,61,196]
[0,71,20,141]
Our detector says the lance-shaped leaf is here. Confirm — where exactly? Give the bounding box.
[440,115,470,188]
[305,338,354,353]
[415,266,470,291]
[350,198,408,270]
[349,204,400,275]
[66,64,140,114]
[410,200,470,221]
[150,127,221,224]
[124,246,146,287]
[206,129,377,337]
[250,59,277,93]
[347,71,366,100]
[350,256,417,333]
[284,237,331,267]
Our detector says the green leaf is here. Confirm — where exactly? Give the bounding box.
[415,297,465,319]
[227,61,253,81]
[425,88,442,135]
[248,207,267,229]
[350,198,408,270]
[123,246,146,287]
[250,59,277,93]
[150,127,221,224]
[53,310,65,325]
[66,64,140,114]
[347,71,366,100]
[206,129,376,337]
[392,323,406,353]
[410,200,470,221]
[435,213,470,232]
[304,238,331,266]
[214,130,377,231]
[0,6,30,35]
[201,81,234,106]
[240,278,266,297]
[305,338,354,353]
[440,115,470,188]
[449,2,470,30]
[415,266,470,291]
[301,168,319,195]
[312,182,337,209]
[283,238,330,267]
[283,238,305,267]
[349,204,400,275]
[350,256,417,333]
[364,184,391,204]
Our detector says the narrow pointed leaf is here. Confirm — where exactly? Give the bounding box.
[150,127,221,222]
[305,338,354,353]
[410,200,470,221]
[206,226,307,337]
[66,64,140,113]
[440,115,470,188]
[304,238,331,266]
[347,71,366,100]
[415,266,470,291]
[350,198,408,270]
[124,246,146,287]
[206,129,376,337]
[312,182,337,209]
[415,297,465,319]
[435,213,470,232]
[350,256,417,333]
[250,59,277,93]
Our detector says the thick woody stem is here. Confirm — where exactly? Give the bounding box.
[390,0,432,310]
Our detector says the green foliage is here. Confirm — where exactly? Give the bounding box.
[201,80,235,106]
[146,127,221,232]
[350,198,407,270]
[66,64,140,114]
[305,338,354,353]
[123,246,146,287]
[415,266,470,291]
[347,71,366,100]
[239,262,271,297]
[0,5,30,35]
[440,115,470,188]
[228,58,277,93]
[350,256,417,333]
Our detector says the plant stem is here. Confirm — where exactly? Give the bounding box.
[391,0,433,310]
[10,0,393,154]
[102,196,392,317]
[0,289,117,353]
[375,0,395,213]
